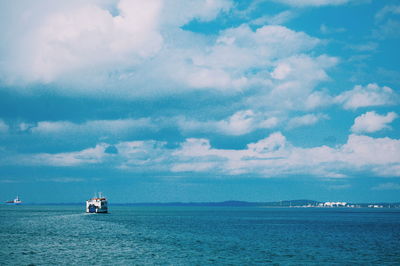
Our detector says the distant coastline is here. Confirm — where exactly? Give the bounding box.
[9,199,400,208]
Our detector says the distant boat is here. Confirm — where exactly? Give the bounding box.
[5,196,22,205]
[86,193,108,213]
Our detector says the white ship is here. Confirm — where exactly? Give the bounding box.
[86,193,108,213]
[5,196,22,205]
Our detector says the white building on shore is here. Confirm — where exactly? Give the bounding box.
[318,202,347,207]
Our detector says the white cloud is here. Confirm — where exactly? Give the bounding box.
[320,24,346,34]
[251,11,296,26]
[287,113,328,129]
[205,28,318,92]
[173,24,320,92]
[16,143,110,166]
[351,111,398,133]
[335,83,398,109]
[115,140,170,171]
[261,54,337,110]
[0,0,340,114]
[218,110,278,135]
[3,132,400,177]
[162,0,232,26]
[172,133,400,177]
[373,20,400,40]
[271,55,337,84]
[375,165,400,177]
[8,0,164,84]
[178,110,279,136]
[18,122,35,132]
[0,179,21,184]
[272,0,349,7]
[372,182,400,191]
[0,0,339,123]
[18,113,277,138]
[248,25,320,58]
[346,42,378,52]
[373,5,400,39]
[43,177,85,183]
[0,120,9,133]
[30,118,155,135]
[304,90,333,110]
[0,0,233,92]
[375,5,400,22]
[340,134,400,167]
[247,132,287,153]
[182,67,248,91]
[271,63,292,80]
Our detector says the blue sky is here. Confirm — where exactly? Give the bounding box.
[1,0,400,203]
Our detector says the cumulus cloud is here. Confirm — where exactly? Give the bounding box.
[372,182,400,191]
[4,132,400,178]
[320,24,346,34]
[373,5,400,39]
[272,0,349,7]
[250,11,296,26]
[43,177,85,183]
[287,113,328,129]
[340,134,400,166]
[171,133,400,177]
[178,110,278,136]
[346,42,378,51]
[375,5,400,21]
[304,90,333,110]
[115,140,170,171]
[373,20,400,40]
[173,24,320,92]
[271,55,336,82]
[375,165,400,177]
[0,0,232,92]
[335,83,398,109]
[0,120,9,133]
[29,118,155,135]
[0,0,341,125]
[235,24,320,58]
[0,0,342,116]
[263,54,337,110]
[15,143,110,166]
[375,5,400,22]
[4,0,165,84]
[247,132,287,154]
[162,0,232,26]
[16,113,278,138]
[351,111,398,133]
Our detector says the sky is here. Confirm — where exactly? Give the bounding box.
[0,0,399,203]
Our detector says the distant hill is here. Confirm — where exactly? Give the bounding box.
[115,199,323,207]
[22,200,400,208]
[115,200,400,208]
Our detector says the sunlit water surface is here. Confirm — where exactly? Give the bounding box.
[1,205,399,265]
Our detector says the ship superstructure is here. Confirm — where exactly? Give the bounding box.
[5,196,22,205]
[86,193,108,213]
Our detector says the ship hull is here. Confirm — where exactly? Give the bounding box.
[5,196,22,205]
[86,197,108,213]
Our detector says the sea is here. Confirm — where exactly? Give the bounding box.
[1,205,399,265]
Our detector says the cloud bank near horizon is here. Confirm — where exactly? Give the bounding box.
[2,132,399,179]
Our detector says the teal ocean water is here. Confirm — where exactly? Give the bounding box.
[1,205,399,265]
